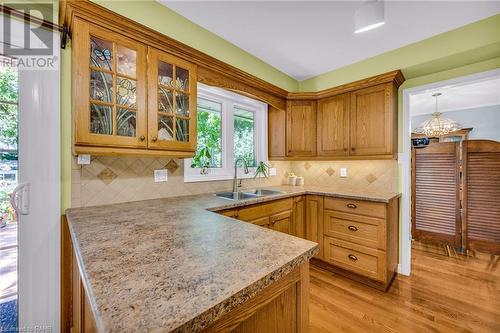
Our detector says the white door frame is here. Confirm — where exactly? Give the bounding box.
[1,14,61,331]
[400,68,500,275]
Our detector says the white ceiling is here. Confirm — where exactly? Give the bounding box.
[160,1,500,81]
[410,76,500,116]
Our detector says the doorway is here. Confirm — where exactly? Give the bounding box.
[401,69,500,273]
[0,13,61,332]
[0,55,18,331]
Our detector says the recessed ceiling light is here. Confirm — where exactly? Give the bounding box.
[354,0,385,34]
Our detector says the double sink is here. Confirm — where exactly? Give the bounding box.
[215,189,284,201]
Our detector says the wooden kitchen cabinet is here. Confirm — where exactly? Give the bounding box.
[318,196,399,291]
[293,196,306,238]
[350,83,396,157]
[72,17,197,157]
[147,48,197,152]
[286,100,317,157]
[73,17,147,149]
[218,198,296,236]
[317,94,350,157]
[268,105,287,159]
[305,195,324,259]
[269,70,403,161]
[270,210,293,234]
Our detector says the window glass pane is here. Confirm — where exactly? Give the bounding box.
[175,66,189,91]
[158,61,173,87]
[90,103,113,135]
[158,115,173,141]
[175,92,189,116]
[234,107,255,167]
[117,108,136,137]
[116,77,136,108]
[176,118,189,142]
[90,36,112,70]
[90,70,113,102]
[193,98,222,168]
[116,45,136,77]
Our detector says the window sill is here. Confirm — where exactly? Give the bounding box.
[184,168,268,183]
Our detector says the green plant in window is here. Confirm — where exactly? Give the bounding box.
[254,161,270,179]
[190,146,212,171]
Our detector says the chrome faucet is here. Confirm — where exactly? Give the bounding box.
[233,157,249,193]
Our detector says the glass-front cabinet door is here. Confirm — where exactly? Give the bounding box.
[73,18,147,148]
[147,48,197,152]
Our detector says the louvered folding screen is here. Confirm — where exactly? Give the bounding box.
[463,140,500,253]
[412,142,460,247]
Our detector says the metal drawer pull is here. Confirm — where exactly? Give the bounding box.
[348,225,358,231]
[348,254,358,261]
[346,203,357,209]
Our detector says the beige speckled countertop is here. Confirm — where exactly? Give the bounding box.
[65,185,399,332]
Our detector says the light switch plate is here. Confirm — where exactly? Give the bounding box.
[154,169,168,182]
[77,154,91,165]
[340,167,348,177]
[269,167,277,176]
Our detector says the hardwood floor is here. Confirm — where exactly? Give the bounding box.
[309,242,500,333]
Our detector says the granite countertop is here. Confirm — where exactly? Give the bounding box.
[65,186,399,332]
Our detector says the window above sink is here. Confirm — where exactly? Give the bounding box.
[184,83,268,182]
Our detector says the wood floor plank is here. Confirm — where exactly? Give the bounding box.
[309,242,500,333]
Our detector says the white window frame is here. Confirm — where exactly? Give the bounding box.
[184,83,268,182]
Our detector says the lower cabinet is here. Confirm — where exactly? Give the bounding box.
[217,194,399,291]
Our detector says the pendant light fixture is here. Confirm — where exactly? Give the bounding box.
[413,93,463,137]
[354,0,385,33]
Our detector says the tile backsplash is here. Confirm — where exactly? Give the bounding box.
[71,156,291,208]
[71,157,398,208]
[289,160,398,193]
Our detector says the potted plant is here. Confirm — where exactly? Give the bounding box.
[190,146,212,175]
[254,161,270,179]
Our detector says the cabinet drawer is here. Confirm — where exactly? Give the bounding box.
[323,237,386,282]
[324,210,386,250]
[324,197,386,219]
[237,198,293,222]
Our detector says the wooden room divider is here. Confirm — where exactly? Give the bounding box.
[412,140,500,253]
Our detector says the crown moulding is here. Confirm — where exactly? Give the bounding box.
[60,0,405,109]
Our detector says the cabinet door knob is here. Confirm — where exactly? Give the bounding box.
[346,203,357,209]
[344,148,348,152]
[140,135,145,141]
[351,147,356,151]
[152,136,158,142]
[348,225,358,231]
[348,254,358,261]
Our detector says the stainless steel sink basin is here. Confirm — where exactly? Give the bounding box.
[215,191,260,201]
[243,189,285,196]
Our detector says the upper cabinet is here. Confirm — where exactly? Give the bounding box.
[73,18,147,148]
[317,94,350,157]
[286,100,317,157]
[349,84,395,156]
[72,18,197,157]
[147,48,197,152]
[270,71,403,161]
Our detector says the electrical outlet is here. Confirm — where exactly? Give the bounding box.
[154,169,168,182]
[77,154,91,165]
[269,167,277,176]
[340,167,348,177]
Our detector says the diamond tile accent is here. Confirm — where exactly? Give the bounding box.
[304,162,311,170]
[325,167,335,176]
[166,159,179,174]
[97,168,117,185]
[365,173,378,184]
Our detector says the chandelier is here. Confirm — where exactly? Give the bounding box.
[413,93,462,137]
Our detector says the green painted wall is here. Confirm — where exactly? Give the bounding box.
[299,14,500,91]
[92,0,299,92]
